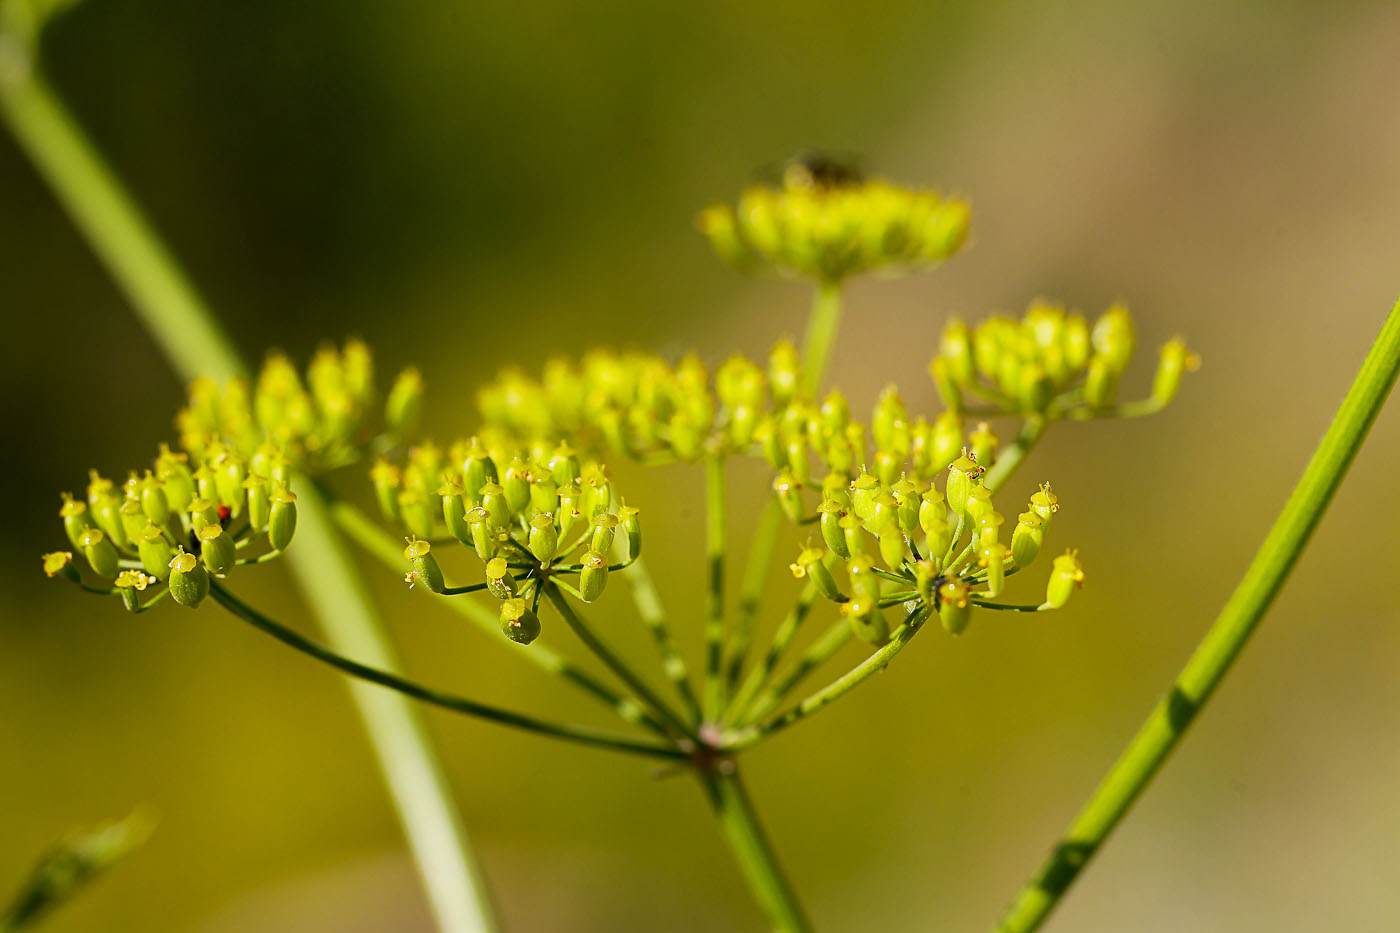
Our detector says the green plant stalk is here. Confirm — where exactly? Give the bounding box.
[723,496,785,692]
[626,555,704,722]
[984,416,1047,493]
[725,604,933,751]
[1,72,498,933]
[741,615,852,725]
[327,495,664,734]
[799,280,843,399]
[698,765,812,933]
[702,454,728,721]
[543,586,698,744]
[209,581,686,760]
[726,581,818,724]
[993,298,1400,933]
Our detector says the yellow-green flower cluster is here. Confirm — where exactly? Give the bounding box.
[370,437,642,645]
[45,444,299,611]
[794,453,1083,642]
[699,172,970,283]
[931,300,1200,417]
[177,339,423,473]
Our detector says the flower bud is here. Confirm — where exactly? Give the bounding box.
[946,452,982,516]
[42,551,78,582]
[79,527,119,579]
[529,470,559,516]
[555,487,584,544]
[385,367,425,437]
[846,555,880,600]
[768,340,800,406]
[198,524,235,576]
[818,500,848,558]
[137,525,175,581]
[878,528,907,570]
[578,550,609,602]
[215,454,247,519]
[168,550,210,608]
[465,507,499,561]
[369,460,403,524]
[928,357,963,412]
[437,480,472,545]
[840,512,869,559]
[499,597,543,645]
[1152,338,1200,406]
[188,497,219,533]
[478,482,511,529]
[1011,510,1045,567]
[939,319,976,385]
[581,466,612,519]
[773,469,804,523]
[461,441,496,504]
[485,556,517,599]
[844,594,890,646]
[403,539,445,593]
[241,475,270,532]
[156,445,195,512]
[976,509,1004,547]
[118,496,147,547]
[502,458,532,514]
[790,545,841,601]
[268,490,298,551]
[521,513,557,564]
[590,511,618,555]
[1083,354,1119,408]
[116,570,156,611]
[60,494,96,550]
[1017,364,1054,414]
[937,577,972,635]
[138,472,171,526]
[548,442,580,487]
[930,412,963,475]
[850,471,880,522]
[819,389,850,436]
[921,494,953,561]
[1091,304,1135,372]
[1029,483,1059,534]
[1043,549,1085,609]
[890,478,920,535]
[969,422,998,468]
[617,504,642,562]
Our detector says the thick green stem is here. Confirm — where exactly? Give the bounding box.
[725,604,933,751]
[993,299,1400,933]
[702,454,728,721]
[209,581,685,761]
[2,70,499,932]
[543,586,699,744]
[626,555,704,722]
[698,764,812,933]
[799,281,843,399]
[327,495,663,734]
[724,497,785,693]
[984,415,1046,494]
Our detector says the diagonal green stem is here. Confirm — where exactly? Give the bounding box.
[726,581,819,724]
[1,70,499,932]
[701,454,728,721]
[698,764,811,933]
[724,496,785,693]
[741,616,853,726]
[210,582,686,761]
[984,415,1046,494]
[327,495,664,734]
[725,604,933,751]
[543,586,699,744]
[626,555,704,722]
[993,298,1400,933]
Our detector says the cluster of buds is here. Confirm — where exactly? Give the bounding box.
[698,162,970,283]
[370,437,641,645]
[43,444,299,611]
[476,344,814,463]
[930,300,1200,417]
[177,339,425,473]
[791,451,1084,641]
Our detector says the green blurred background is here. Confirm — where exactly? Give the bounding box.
[3,1,1400,930]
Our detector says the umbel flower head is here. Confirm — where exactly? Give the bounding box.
[698,154,970,283]
[44,341,416,611]
[371,434,644,645]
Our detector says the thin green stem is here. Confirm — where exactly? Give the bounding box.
[741,616,853,727]
[725,604,933,751]
[698,764,811,933]
[993,298,1400,933]
[702,454,727,722]
[724,496,785,693]
[726,581,819,724]
[209,582,685,761]
[2,71,499,932]
[327,496,663,734]
[544,586,699,745]
[984,415,1047,494]
[799,280,844,399]
[626,555,703,722]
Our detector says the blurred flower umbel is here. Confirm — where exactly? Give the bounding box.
[699,154,970,283]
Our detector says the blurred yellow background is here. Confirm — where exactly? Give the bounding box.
[3,1,1399,930]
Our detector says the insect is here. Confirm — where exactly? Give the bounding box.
[755,149,865,191]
